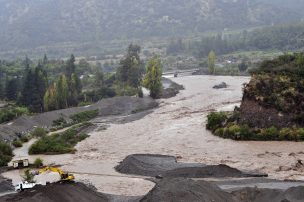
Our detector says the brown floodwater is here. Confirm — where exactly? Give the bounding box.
[3,75,304,196]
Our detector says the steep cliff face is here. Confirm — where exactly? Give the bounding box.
[0,0,301,51]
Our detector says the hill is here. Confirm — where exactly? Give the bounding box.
[0,0,302,57]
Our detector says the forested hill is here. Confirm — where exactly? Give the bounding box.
[0,0,302,53]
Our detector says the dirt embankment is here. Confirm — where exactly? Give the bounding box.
[0,97,158,143]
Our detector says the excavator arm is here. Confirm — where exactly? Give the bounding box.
[38,166,75,181]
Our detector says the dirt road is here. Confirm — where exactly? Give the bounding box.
[3,75,304,196]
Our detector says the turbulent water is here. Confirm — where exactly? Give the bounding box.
[3,75,304,196]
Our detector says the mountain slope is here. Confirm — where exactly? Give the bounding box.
[0,0,302,54]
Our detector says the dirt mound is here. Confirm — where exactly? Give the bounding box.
[140,178,235,202]
[115,154,204,177]
[0,96,158,143]
[232,186,304,202]
[163,164,267,178]
[213,82,228,89]
[0,182,108,202]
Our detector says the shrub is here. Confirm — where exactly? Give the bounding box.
[298,128,304,140]
[227,124,241,139]
[239,125,253,140]
[279,128,293,141]
[70,109,99,123]
[29,128,89,155]
[262,126,279,140]
[214,128,224,137]
[0,141,13,167]
[12,139,22,148]
[52,117,67,127]
[20,135,30,143]
[34,158,43,168]
[206,112,227,131]
[31,127,47,138]
[138,88,144,98]
[23,169,35,183]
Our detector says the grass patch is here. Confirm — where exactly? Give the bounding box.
[31,127,47,138]
[29,128,89,155]
[0,141,13,167]
[0,107,29,124]
[12,139,23,147]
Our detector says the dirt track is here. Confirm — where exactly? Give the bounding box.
[3,75,304,197]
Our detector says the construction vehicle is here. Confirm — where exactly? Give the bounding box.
[15,182,40,192]
[36,166,75,182]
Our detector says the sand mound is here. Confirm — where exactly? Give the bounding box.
[0,182,108,202]
[232,186,304,202]
[115,154,203,177]
[140,178,235,202]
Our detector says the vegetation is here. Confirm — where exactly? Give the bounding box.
[0,141,13,166]
[12,139,22,148]
[143,56,163,99]
[23,169,35,183]
[208,51,216,74]
[70,109,99,123]
[29,127,89,155]
[208,112,304,141]
[34,158,44,168]
[0,106,29,124]
[207,54,304,141]
[31,127,47,138]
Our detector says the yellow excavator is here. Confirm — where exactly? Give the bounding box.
[37,166,75,182]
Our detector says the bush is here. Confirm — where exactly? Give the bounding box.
[0,141,13,167]
[206,112,227,131]
[279,128,293,141]
[260,126,279,140]
[227,124,241,139]
[239,125,253,140]
[70,109,99,123]
[29,128,89,155]
[20,135,30,143]
[52,117,67,127]
[12,139,22,147]
[298,128,304,140]
[23,169,35,183]
[31,127,47,138]
[34,158,43,168]
[138,88,144,98]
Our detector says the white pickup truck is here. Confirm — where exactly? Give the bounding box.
[15,182,40,191]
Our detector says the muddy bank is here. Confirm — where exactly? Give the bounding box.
[0,96,158,143]
[0,182,108,202]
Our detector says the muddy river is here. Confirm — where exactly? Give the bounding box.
[3,75,304,196]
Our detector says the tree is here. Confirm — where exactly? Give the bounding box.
[238,60,248,72]
[6,78,20,101]
[143,56,163,99]
[44,83,58,111]
[117,44,144,89]
[56,75,69,109]
[0,81,4,99]
[208,51,216,74]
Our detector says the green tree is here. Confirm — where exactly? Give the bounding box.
[6,78,20,101]
[143,56,163,99]
[56,75,69,109]
[44,83,58,111]
[208,51,216,74]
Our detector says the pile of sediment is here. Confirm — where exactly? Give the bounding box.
[0,182,108,202]
[161,78,184,99]
[115,154,204,177]
[0,96,158,142]
[116,154,266,178]
[140,178,235,202]
[232,186,304,202]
